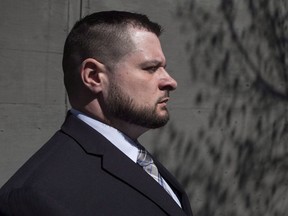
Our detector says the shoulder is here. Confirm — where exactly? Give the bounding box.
[0,186,74,216]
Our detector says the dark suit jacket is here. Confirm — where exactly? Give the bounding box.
[0,112,193,216]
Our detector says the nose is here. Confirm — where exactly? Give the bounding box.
[159,70,177,91]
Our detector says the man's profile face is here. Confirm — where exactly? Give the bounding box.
[103,28,177,129]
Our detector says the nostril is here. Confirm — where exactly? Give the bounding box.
[159,72,177,91]
[159,82,177,91]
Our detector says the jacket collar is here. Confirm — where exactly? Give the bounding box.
[61,112,192,216]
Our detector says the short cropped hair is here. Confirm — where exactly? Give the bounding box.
[62,11,162,97]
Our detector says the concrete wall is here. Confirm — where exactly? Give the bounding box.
[0,0,70,185]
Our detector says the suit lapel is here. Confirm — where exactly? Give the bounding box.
[102,144,187,216]
[153,157,193,216]
[61,113,189,216]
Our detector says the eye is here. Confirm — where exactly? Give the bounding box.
[144,66,159,73]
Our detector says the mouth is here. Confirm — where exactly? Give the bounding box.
[158,91,170,103]
[157,96,170,106]
[159,97,169,103]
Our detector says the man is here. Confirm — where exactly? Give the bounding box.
[0,11,193,216]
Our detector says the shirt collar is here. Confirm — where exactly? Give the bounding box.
[70,109,139,163]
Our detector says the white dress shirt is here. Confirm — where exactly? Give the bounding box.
[70,109,182,207]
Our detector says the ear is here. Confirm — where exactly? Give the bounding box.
[80,58,107,94]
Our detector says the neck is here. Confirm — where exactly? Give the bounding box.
[73,105,149,141]
[106,118,149,141]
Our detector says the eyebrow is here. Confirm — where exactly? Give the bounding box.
[140,60,166,68]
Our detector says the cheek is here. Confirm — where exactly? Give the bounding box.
[121,79,144,94]
[116,70,159,100]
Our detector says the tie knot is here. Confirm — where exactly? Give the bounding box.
[137,148,161,183]
[137,149,153,167]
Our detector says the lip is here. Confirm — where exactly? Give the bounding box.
[158,97,169,104]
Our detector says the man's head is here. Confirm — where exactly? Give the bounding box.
[63,11,162,96]
[62,11,177,139]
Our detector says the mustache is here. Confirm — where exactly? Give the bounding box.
[157,91,170,103]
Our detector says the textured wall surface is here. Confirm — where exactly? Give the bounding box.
[0,0,70,186]
[1,0,288,216]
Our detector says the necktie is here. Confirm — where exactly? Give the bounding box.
[137,148,172,197]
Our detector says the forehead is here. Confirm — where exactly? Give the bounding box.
[124,28,166,64]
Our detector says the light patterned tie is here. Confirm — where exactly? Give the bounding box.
[137,148,172,197]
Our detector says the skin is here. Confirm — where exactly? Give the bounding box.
[76,28,177,140]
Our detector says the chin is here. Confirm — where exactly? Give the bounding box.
[157,109,169,117]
